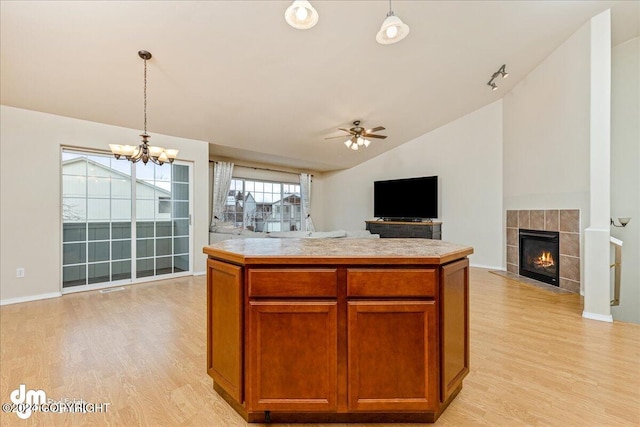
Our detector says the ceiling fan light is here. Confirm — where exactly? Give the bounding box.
[351,143,359,151]
[357,137,365,146]
[363,138,371,147]
[344,139,352,148]
[285,1,319,30]
[376,13,409,45]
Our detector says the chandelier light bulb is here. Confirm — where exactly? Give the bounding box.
[122,145,136,157]
[165,149,179,160]
[385,25,399,39]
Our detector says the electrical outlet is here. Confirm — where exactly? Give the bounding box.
[16,268,25,278]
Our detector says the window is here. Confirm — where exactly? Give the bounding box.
[223,178,301,232]
[158,196,171,214]
[62,149,191,291]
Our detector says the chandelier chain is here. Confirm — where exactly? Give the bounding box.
[108,50,178,165]
[143,57,147,134]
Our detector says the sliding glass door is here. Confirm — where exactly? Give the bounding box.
[61,149,191,291]
[134,160,190,278]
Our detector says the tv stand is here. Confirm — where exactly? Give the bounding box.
[366,220,442,239]
[378,218,433,223]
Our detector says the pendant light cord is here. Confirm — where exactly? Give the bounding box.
[143,57,147,135]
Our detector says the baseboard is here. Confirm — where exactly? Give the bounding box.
[193,271,206,276]
[470,263,503,271]
[582,311,613,323]
[0,292,62,306]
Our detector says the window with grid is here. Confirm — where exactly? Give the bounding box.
[62,149,191,290]
[223,178,301,232]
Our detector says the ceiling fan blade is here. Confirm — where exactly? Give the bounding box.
[338,128,356,134]
[366,126,385,133]
[366,134,387,139]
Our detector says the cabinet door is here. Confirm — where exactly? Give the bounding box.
[348,301,437,411]
[208,259,243,402]
[247,301,338,412]
[440,258,470,402]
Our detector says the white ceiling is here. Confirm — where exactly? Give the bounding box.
[1,1,638,172]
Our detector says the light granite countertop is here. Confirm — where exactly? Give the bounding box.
[203,238,473,266]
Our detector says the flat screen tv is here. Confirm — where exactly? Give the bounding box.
[374,176,438,220]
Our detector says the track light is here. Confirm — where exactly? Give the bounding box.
[376,0,410,45]
[487,64,508,91]
[285,1,319,29]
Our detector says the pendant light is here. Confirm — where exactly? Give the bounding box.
[376,0,410,45]
[109,50,178,166]
[284,1,319,30]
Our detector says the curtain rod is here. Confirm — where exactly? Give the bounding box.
[210,160,312,177]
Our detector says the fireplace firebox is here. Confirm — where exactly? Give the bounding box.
[519,229,560,286]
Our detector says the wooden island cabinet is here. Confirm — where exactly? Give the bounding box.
[204,238,473,423]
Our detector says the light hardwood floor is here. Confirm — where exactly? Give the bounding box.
[1,268,638,426]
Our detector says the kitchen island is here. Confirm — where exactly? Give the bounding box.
[203,238,473,423]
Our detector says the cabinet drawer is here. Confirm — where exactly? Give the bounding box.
[347,269,437,297]
[248,269,338,298]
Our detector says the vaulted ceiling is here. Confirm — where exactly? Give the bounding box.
[1,1,638,171]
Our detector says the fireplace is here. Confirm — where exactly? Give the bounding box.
[519,229,559,286]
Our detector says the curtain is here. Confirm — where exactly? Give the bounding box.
[299,173,316,232]
[211,161,234,229]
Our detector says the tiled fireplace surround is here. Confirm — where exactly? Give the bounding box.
[506,209,581,293]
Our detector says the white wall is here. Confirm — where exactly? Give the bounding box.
[611,37,640,323]
[316,101,504,269]
[0,106,210,303]
[503,21,591,212]
[502,20,591,290]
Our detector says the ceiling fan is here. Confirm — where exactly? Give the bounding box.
[325,120,387,150]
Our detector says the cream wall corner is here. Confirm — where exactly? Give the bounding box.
[0,106,209,303]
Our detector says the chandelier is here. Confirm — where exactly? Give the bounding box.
[109,50,178,165]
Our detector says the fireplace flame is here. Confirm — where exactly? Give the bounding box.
[534,251,555,268]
